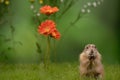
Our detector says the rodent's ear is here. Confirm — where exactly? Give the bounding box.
[93,45,96,48]
[94,45,97,49]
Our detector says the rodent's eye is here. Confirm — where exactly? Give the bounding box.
[86,46,89,49]
[94,46,96,48]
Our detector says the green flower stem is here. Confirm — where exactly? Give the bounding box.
[53,40,57,62]
[44,36,50,69]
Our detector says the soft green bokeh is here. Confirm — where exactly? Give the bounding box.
[0,0,119,64]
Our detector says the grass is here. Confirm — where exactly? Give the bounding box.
[0,63,120,80]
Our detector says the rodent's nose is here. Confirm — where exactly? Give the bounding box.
[91,50,94,53]
[89,52,93,55]
[89,50,94,56]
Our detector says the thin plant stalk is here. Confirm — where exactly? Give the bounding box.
[44,36,51,69]
[53,40,57,62]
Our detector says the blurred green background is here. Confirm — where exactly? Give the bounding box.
[0,0,120,64]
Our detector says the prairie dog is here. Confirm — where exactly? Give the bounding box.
[79,44,104,79]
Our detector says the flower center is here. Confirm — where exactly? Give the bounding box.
[45,27,50,32]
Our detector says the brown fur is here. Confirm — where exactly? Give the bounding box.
[79,44,104,79]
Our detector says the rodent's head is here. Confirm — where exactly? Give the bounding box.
[83,44,98,60]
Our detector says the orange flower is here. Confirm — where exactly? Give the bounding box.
[40,5,59,15]
[51,29,61,39]
[38,20,56,35]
